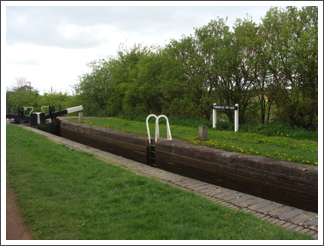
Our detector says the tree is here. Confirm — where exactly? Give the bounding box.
[163,34,211,119]
[194,17,256,124]
[261,6,318,130]
[122,46,166,115]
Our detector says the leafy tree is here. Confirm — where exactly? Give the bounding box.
[164,35,211,119]
[6,90,39,113]
[122,46,166,115]
[74,58,112,116]
[194,18,256,124]
[261,6,318,130]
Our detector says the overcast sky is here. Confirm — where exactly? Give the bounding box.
[2,1,322,96]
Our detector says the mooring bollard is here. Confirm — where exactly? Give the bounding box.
[199,125,208,141]
[79,112,83,121]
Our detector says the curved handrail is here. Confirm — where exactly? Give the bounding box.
[146,114,157,145]
[155,115,172,142]
[146,114,172,145]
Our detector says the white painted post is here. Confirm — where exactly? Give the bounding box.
[212,103,216,129]
[235,103,239,132]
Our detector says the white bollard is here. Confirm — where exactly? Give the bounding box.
[235,103,239,132]
[212,103,217,129]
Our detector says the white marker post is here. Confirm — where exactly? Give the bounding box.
[234,103,239,132]
[212,103,217,129]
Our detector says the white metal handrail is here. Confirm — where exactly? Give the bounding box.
[155,115,172,142]
[146,114,157,145]
[146,114,172,145]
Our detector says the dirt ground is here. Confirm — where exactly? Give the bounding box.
[6,173,33,240]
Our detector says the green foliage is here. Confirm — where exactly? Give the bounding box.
[6,89,40,111]
[261,6,318,130]
[240,122,318,141]
[6,89,81,116]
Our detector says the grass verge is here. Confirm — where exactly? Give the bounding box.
[6,125,313,240]
[71,117,318,166]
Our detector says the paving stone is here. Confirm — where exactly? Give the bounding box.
[208,188,229,196]
[151,171,170,177]
[257,202,283,213]
[305,217,318,226]
[306,230,317,236]
[279,209,305,220]
[260,215,271,220]
[169,176,190,182]
[307,225,318,231]
[166,176,188,183]
[176,178,196,185]
[159,173,183,181]
[233,196,261,207]
[215,190,238,199]
[139,166,156,171]
[286,224,298,230]
[266,217,277,223]
[299,228,311,234]
[242,208,250,212]
[169,173,188,179]
[248,200,274,210]
[312,233,318,240]
[145,169,165,175]
[182,180,206,188]
[173,179,192,185]
[281,222,293,228]
[293,226,305,232]
[194,184,216,191]
[158,173,180,180]
[289,211,318,225]
[274,220,286,226]
[135,166,152,172]
[213,199,224,204]
[200,186,221,193]
[256,213,267,219]
[186,182,210,189]
[270,218,281,224]
[222,192,245,201]
[268,206,295,216]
